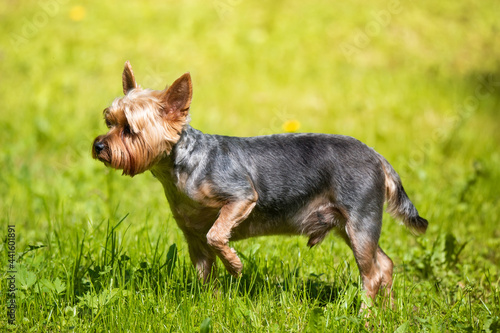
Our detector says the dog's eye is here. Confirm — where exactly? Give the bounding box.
[105,119,112,128]
[123,124,132,135]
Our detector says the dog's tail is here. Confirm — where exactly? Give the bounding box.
[378,154,428,234]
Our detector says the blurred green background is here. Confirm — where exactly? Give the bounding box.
[1,0,499,330]
[1,0,498,237]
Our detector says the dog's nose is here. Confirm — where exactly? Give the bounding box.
[94,141,106,154]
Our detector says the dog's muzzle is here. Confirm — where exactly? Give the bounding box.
[94,140,106,154]
[92,137,110,164]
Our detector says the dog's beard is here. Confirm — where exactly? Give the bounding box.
[93,120,185,176]
[94,133,160,176]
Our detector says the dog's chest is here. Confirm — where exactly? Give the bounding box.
[154,169,220,233]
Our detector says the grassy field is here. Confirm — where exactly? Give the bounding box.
[1,0,499,331]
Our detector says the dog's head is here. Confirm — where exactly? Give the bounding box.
[92,61,192,176]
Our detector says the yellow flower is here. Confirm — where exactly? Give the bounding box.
[69,6,86,22]
[282,119,301,133]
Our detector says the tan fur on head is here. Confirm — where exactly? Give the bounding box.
[92,61,192,176]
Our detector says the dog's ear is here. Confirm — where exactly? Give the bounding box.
[162,73,192,115]
[122,61,138,95]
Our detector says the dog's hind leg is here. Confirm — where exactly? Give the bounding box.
[376,246,394,306]
[342,211,390,307]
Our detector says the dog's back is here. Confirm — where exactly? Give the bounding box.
[189,132,383,240]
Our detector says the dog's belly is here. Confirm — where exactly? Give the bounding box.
[229,194,345,245]
[230,214,298,240]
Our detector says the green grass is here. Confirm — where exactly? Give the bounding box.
[1,0,499,331]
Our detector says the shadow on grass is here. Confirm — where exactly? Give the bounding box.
[214,253,361,311]
[233,271,349,307]
[68,226,360,313]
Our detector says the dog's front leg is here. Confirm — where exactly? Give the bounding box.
[206,199,256,277]
[185,234,217,282]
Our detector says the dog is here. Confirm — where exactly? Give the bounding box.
[92,61,428,305]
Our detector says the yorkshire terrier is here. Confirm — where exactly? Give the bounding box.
[92,61,428,304]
